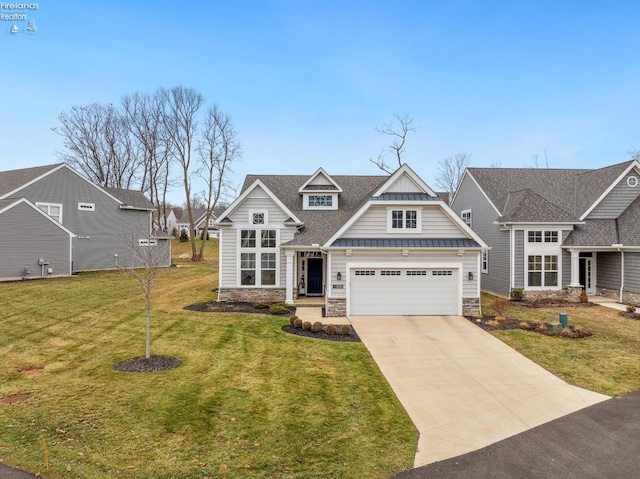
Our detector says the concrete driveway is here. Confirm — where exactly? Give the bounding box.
[349,315,609,467]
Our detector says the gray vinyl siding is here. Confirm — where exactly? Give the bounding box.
[0,202,71,280]
[12,167,160,271]
[624,252,640,292]
[342,205,462,238]
[328,249,479,299]
[587,171,640,219]
[513,230,524,289]
[561,230,572,288]
[219,228,238,286]
[452,174,511,295]
[597,252,621,289]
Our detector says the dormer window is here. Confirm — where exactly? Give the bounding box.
[309,195,333,207]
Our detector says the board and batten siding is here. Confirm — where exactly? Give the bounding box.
[341,205,463,238]
[386,174,423,193]
[587,170,640,219]
[15,167,157,271]
[0,202,71,280]
[328,249,479,299]
[452,174,511,295]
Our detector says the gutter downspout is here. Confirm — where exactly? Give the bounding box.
[620,249,625,304]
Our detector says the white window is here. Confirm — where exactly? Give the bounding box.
[239,229,278,286]
[481,251,489,273]
[138,238,158,247]
[461,210,472,228]
[388,209,420,232]
[528,255,558,287]
[628,176,638,187]
[37,203,63,223]
[78,202,95,212]
[208,219,215,227]
[309,195,333,207]
[251,212,266,225]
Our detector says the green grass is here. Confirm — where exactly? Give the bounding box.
[481,291,640,396]
[0,256,415,478]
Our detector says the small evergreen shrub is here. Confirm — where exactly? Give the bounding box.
[510,288,525,301]
[179,229,189,242]
[253,302,270,309]
[311,321,323,333]
[269,303,290,315]
[340,324,352,335]
[579,291,589,303]
[326,324,337,336]
[302,321,312,331]
[289,315,298,326]
[293,318,303,329]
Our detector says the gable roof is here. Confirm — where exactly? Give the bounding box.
[0,163,65,199]
[103,187,155,210]
[501,189,579,223]
[466,160,638,221]
[298,167,343,193]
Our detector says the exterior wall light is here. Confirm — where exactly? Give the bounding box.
[336,272,342,281]
[468,272,474,281]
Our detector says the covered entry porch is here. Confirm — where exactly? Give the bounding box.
[284,248,327,304]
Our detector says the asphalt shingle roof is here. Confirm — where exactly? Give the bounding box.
[501,189,578,223]
[241,174,388,246]
[0,163,63,198]
[331,238,480,248]
[104,187,155,210]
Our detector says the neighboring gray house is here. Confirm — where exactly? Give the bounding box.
[451,160,640,304]
[215,165,487,317]
[0,163,172,281]
[177,207,224,238]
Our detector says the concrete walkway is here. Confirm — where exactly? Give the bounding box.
[349,316,609,467]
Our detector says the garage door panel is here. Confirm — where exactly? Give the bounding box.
[350,268,458,316]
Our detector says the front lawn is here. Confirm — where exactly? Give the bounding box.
[0,260,415,478]
[481,292,640,396]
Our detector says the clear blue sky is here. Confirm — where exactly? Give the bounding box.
[3,1,640,204]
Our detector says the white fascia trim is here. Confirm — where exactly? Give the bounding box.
[214,179,303,226]
[580,160,640,220]
[298,167,343,193]
[372,164,438,197]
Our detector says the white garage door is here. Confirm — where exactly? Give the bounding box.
[349,268,459,316]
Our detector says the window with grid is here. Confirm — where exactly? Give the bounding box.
[241,253,256,285]
[390,209,418,230]
[528,255,557,287]
[37,203,62,223]
[261,253,276,285]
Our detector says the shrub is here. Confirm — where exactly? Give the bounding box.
[485,320,499,328]
[510,288,525,301]
[289,315,298,326]
[179,229,189,242]
[269,303,290,315]
[579,291,589,303]
[311,321,323,333]
[293,318,303,329]
[326,324,337,336]
[253,302,270,309]
[519,321,530,330]
[491,297,512,318]
[302,321,312,331]
[626,305,637,313]
[340,324,352,335]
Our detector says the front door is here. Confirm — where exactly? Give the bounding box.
[307,258,323,296]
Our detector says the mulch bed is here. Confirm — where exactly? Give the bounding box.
[185,302,295,315]
[619,311,640,320]
[281,325,361,342]
[113,355,182,373]
[517,299,597,308]
[467,316,593,338]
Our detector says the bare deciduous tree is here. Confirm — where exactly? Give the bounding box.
[120,225,168,359]
[370,112,417,173]
[529,149,550,168]
[196,104,241,260]
[161,86,205,260]
[54,103,141,188]
[435,152,473,204]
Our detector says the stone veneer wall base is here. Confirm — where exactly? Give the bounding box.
[218,288,286,303]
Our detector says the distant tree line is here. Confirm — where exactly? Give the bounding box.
[53,86,241,261]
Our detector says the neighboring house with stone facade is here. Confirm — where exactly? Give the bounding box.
[214,164,487,317]
[451,159,640,304]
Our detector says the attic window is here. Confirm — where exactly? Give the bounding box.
[309,195,332,207]
[628,176,638,187]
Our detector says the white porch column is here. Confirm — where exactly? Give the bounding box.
[285,249,295,304]
[569,248,581,286]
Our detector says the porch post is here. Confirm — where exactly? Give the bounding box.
[569,249,580,287]
[285,249,295,304]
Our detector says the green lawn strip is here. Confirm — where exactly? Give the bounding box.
[481,292,640,396]
[0,264,414,479]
